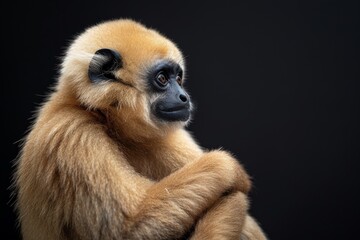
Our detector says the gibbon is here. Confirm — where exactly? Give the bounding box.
[14,19,267,240]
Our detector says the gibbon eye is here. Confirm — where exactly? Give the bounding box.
[176,75,182,86]
[156,73,168,86]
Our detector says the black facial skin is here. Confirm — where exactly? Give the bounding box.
[148,60,191,122]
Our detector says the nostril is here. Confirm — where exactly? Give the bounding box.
[179,94,188,103]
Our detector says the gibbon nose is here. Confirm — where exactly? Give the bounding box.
[179,94,188,103]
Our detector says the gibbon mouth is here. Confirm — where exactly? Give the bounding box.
[160,105,189,112]
[156,106,190,122]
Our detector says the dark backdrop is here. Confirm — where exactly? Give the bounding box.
[2,1,359,239]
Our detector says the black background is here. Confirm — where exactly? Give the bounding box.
[2,1,359,239]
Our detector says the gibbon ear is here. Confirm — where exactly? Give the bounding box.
[88,48,123,83]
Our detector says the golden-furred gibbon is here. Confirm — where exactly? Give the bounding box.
[14,19,267,240]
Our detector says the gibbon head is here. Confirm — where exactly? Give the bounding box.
[58,19,192,139]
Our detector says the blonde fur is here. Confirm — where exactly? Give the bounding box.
[14,19,267,240]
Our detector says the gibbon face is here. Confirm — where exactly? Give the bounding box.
[146,58,190,122]
[59,19,191,135]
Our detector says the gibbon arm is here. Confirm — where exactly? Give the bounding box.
[190,191,248,240]
[125,150,250,239]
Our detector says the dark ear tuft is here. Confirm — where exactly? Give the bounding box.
[88,48,123,83]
